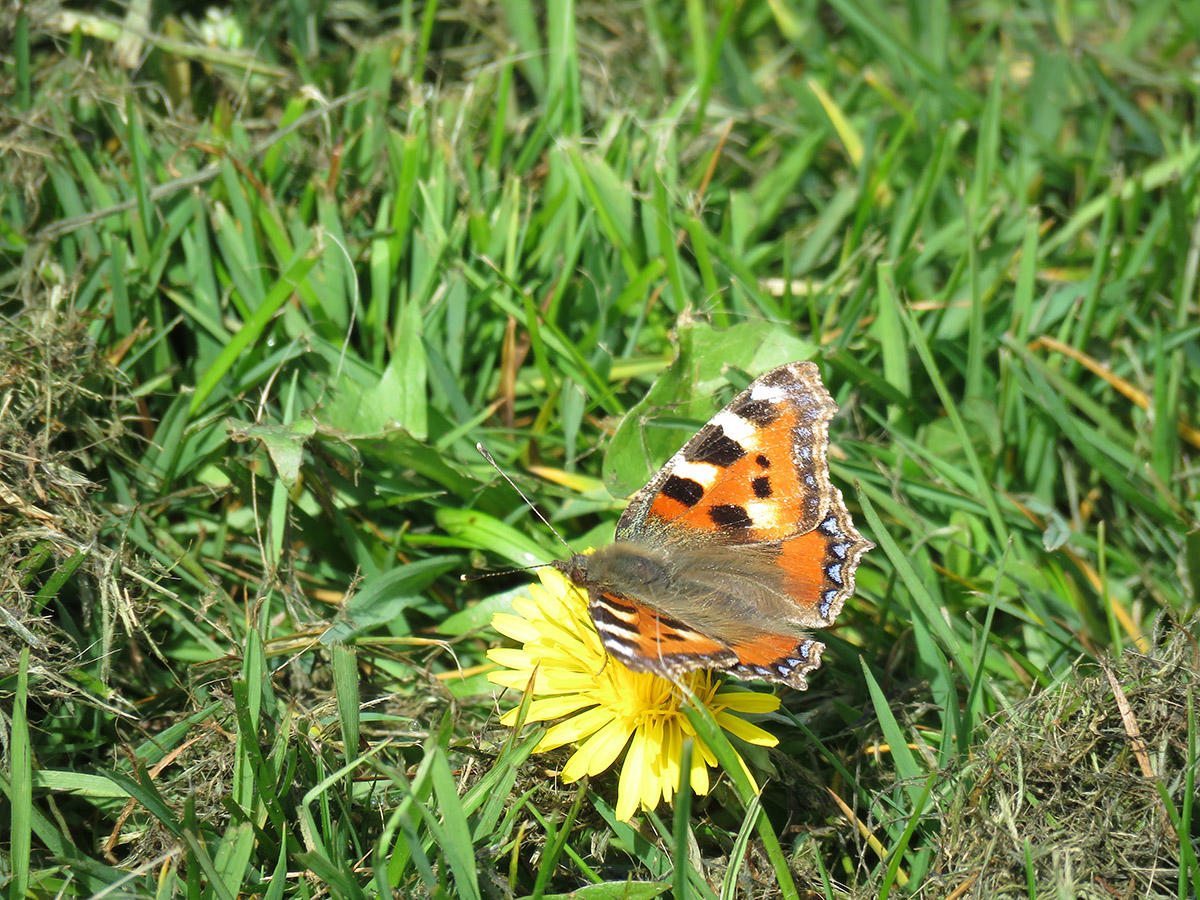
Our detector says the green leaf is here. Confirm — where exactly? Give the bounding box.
[227,418,316,490]
[323,557,459,642]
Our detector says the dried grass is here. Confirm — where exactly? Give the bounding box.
[928,617,1198,898]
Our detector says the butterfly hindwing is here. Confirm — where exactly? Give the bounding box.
[727,632,826,687]
[592,583,831,689]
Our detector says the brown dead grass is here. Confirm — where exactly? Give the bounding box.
[0,305,127,694]
[926,616,1198,899]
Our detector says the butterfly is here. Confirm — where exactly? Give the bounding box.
[552,361,872,690]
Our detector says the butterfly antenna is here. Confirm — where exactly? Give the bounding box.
[476,443,574,553]
[460,564,544,584]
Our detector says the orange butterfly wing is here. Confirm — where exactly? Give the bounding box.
[563,361,871,690]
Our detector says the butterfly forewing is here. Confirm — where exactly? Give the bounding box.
[618,362,840,542]
[587,588,738,676]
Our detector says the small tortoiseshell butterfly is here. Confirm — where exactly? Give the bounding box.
[553,361,872,690]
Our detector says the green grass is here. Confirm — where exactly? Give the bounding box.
[2,1,1198,897]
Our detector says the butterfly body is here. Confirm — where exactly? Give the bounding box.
[553,361,872,691]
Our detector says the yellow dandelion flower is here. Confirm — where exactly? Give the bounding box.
[487,566,781,821]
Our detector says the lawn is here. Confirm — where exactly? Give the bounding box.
[2,1,1198,897]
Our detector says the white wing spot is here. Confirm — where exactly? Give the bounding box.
[671,459,721,488]
[711,410,759,446]
[750,382,787,403]
[744,500,781,530]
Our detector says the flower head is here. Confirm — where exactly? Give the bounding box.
[487,566,781,821]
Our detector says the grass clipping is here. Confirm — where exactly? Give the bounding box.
[0,307,140,691]
[931,617,1198,897]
